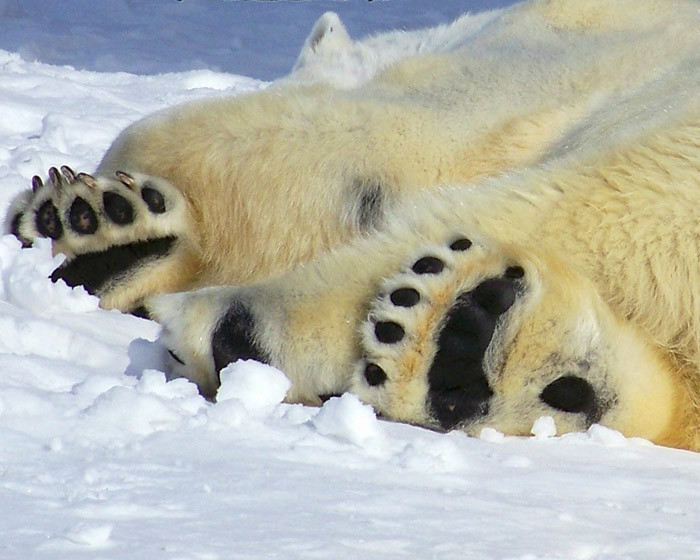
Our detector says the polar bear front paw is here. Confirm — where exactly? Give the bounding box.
[8,167,196,315]
[352,236,526,431]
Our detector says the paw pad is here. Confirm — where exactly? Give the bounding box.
[412,256,445,274]
[389,287,420,307]
[449,237,472,251]
[36,200,63,240]
[471,278,517,315]
[374,321,405,344]
[354,234,527,431]
[68,196,99,235]
[364,363,387,386]
[141,185,166,214]
[103,191,135,225]
[505,265,525,279]
[9,166,192,312]
[539,375,597,417]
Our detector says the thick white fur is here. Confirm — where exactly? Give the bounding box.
[150,0,700,450]
[93,0,699,303]
[285,8,503,89]
[9,0,694,448]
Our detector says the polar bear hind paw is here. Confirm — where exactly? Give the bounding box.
[352,236,528,431]
[8,167,192,316]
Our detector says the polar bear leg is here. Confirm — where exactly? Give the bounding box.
[151,226,534,406]
[351,237,527,431]
[8,167,199,315]
[152,219,679,444]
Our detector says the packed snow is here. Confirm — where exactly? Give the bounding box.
[0,1,698,559]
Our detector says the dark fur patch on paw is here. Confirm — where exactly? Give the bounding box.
[103,191,135,225]
[51,236,177,294]
[141,185,166,214]
[10,212,32,247]
[130,305,151,320]
[354,178,385,230]
[68,197,98,235]
[36,200,64,240]
[10,211,22,238]
[211,303,270,374]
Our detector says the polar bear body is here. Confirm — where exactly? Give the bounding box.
[93,0,699,301]
[151,0,700,449]
[11,0,700,449]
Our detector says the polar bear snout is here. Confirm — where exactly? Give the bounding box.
[428,275,521,431]
[211,302,271,374]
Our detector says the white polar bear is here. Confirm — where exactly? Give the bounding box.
[9,0,700,450]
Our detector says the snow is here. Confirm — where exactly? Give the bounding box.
[531,416,557,440]
[0,1,698,558]
[216,360,291,412]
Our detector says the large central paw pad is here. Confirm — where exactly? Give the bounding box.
[353,236,526,431]
[7,167,191,313]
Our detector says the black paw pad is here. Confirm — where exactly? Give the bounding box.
[428,293,496,430]
[103,191,135,225]
[412,256,445,275]
[449,238,472,251]
[390,287,420,308]
[36,200,64,240]
[430,388,491,432]
[51,236,176,293]
[364,363,388,386]
[211,303,270,374]
[68,197,98,235]
[540,375,598,421]
[471,278,517,316]
[141,185,166,214]
[427,274,522,431]
[505,265,525,279]
[374,321,405,344]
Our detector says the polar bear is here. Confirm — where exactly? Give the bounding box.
[8,0,700,450]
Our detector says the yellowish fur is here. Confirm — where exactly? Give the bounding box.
[94,0,700,296]
[156,98,700,449]
[18,0,700,449]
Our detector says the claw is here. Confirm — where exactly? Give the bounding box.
[115,170,136,190]
[48,167,62,189]
[60,165,77,184]
[31,175,43,193]
[76,172,98,189]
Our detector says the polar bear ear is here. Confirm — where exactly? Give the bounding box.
[299,11,352,57]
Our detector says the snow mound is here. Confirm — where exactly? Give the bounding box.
[216,359,291,410]
[531,416,557,439]
[312,392,383,447]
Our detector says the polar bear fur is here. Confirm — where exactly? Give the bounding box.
[84,0,698,310]
[11,0,700,449]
